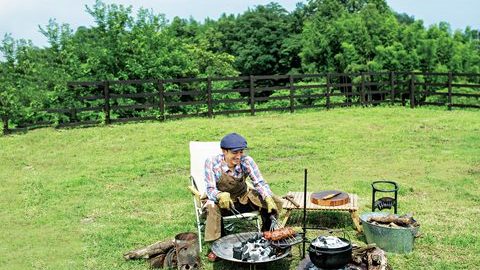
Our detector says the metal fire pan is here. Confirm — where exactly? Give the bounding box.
[211,232,291,264]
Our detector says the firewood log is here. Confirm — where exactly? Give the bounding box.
[367,247,389,270]
[352,245,391,270]
[368,214,419,227]
[123,240,175,260]
[148,254,167,268]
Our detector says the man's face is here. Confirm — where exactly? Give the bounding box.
[223,149,244,167]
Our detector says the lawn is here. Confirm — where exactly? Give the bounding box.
[1,106,479,270]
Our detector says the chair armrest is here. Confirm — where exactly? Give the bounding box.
[188,185,207,201]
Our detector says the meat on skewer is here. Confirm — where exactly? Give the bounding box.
[263,227,296,241]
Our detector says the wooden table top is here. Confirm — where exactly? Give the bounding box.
[282,191,359,211]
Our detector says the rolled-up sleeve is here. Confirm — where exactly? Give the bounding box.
[243,156,273,199]
[204,157,220,201]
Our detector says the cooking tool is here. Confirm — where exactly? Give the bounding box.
[228,207,303,250]
[269,215,279,231]
[308,235,352,269]
[371,180,398,214]
[311,190,349,207]
[265,216,303,248]
[269,233,304,249]
[283,195,301,208]
[322,192,341,200]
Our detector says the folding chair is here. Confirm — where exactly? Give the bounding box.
[188,141,260,251]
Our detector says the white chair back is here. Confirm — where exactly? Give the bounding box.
[189,141,222,195]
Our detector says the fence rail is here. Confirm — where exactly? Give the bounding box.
[2,71,480,135]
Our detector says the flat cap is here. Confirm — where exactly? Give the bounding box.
[220,133,247,151]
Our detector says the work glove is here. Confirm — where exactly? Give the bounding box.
[217,192,234,209]
[265,196,278,213]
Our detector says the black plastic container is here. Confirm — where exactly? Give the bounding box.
[308,237,352,269]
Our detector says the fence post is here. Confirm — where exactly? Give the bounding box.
[361,72,366,106]
[326,73,331,110]
[157,79,165,121]
[70,108,78,123]
[366,73,372,104]
[207,77,213,118]
[2,115,8,135]
[103,81,111,124]
[447,72,453,110]
[249,75,255,116]
[69,84,78,123]
[410,73,416,108]
[390,71,395,105]
[289,74,295,113]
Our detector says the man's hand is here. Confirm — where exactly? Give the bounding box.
[217,192,234,209]
[265,196,277,213]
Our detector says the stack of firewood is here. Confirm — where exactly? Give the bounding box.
[124,232,201,270]
[351,244,392,270]
[368,213,419,229]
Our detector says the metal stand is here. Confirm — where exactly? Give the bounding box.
[371,180,399,214]
[302,169,307,258]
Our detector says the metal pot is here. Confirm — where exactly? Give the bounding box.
[308,236,352,269]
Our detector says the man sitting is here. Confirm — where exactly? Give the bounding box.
[203,132,283,242]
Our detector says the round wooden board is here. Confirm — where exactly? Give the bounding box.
[310,190,350,206]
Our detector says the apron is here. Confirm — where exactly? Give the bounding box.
[204,165,283,242]
[217,171,264,208]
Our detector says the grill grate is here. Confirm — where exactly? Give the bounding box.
[269,233,304,248]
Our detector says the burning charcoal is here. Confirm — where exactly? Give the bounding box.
[242,243,254,261]
[241,244,249,253]
[260,248,270,259]
[261,241,270,249]
[233,246,243,260]
[241,249,250,261]
[250,249,261,261]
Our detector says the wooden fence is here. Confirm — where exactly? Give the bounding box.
[2,71,480,135]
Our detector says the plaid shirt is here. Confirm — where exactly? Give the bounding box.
[204,153,273,202]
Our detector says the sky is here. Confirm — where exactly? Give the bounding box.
[0,0,479,48]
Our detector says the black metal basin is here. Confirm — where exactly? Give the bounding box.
[211,232,291,264]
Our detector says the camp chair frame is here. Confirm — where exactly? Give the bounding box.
[189,141,260,251]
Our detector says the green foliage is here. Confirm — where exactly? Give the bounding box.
[203,3,300,75]
[1,0,479,128]
[300,0,480,74]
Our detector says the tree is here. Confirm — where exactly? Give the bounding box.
[207,3,297,75]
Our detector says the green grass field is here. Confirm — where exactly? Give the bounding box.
[1,106,479,270]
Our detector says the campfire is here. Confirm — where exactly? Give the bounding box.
[211,231,292,265]
[232,233,279,262]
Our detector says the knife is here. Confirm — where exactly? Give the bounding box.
[322,192,341,200]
